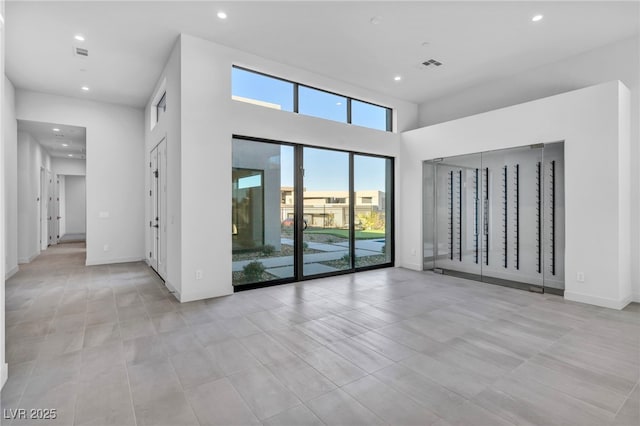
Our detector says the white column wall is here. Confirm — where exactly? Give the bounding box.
[402,81,632,309]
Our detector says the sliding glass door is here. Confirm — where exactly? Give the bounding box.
[232,139,295,286]
[354,155,393,268]
[302,147,352,277]
[232,136,394,289]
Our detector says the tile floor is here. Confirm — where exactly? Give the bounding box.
[1,242,638,426]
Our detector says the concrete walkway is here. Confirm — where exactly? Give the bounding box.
[232,237,384,272]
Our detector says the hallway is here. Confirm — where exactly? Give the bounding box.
[1,244,638,426]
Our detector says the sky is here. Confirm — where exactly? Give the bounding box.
[233,67,389,192]
[232,67,388,131]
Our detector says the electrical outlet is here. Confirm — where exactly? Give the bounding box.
[103,244,109,252]
[576,272,585,282]
[195,270,203,280]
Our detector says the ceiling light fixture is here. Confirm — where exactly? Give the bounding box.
[394,76,402,81]
[74,34,85,41]
[53,128,60,132]
[62,143,69,147]
[68,154,73,157]
[81,86,90,91]
[532,14,543,22]
[217,11,227,19]
[370,16,381,25]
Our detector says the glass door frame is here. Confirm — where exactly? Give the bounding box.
[233,134,395,291]
[422,143,564,296]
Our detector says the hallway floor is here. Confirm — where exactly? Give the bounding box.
[2,243,638,426]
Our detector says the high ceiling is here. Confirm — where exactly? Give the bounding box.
[5,1,639,108]
[17,120,86,160]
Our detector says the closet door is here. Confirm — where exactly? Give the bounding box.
[301,147,352,278]
[480,146,544,289]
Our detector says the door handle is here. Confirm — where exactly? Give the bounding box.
[302,219,308,231]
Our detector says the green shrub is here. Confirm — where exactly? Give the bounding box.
[243,261,265,281]
[326,237,335,243]
[261,244,275,256]
[341,254,351,264]
[303,242,309,251]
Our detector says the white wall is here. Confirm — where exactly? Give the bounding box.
[52,157,86,176]
[402,81,632,309]
[418,36,640,300]
[147,34,418,302]
[16,90,145,265]
[17,131,51,263]
[0,0,7,389]
[4,76,17,279]
[64,175,86,235]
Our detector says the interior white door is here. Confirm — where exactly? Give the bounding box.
[157,138,167,278]
[40,168,46,250]
[47,170,56,246]
[149,145,159,271]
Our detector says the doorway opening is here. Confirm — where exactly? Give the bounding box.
[17,120,87,264]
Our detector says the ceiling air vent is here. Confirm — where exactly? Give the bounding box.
[74,47,88,58]
[422,59,443,67]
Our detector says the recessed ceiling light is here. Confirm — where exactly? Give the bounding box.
[81,86,90,91]
[62,143,69,147]
[68,154,73,157]
[370,16,381,25]
[532,14,543,22]
[53,128,60,132]
[217,11,227,19]
[421,41,430,47]
[74,34,85,42]
[394,76,402,81]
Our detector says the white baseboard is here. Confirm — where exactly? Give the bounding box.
[180,286,233,303]
[163,279,181,302]
[5,265,19,280]
[1,363,8,389]
[85,256,144,266]
[18,252,39,264]
[564,291,633,310]
[399,262,423,272]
